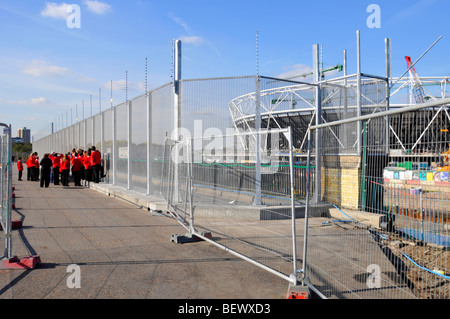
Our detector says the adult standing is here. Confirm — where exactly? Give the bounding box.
[83,149,93,186]
[71,153,82,186]
[90,146,102,183]
[60,154,71,186]
[17,157,24,181]
[26,153,34,181]
[49,152,62,185]
[39,154,53,188]
[34,155,40,181]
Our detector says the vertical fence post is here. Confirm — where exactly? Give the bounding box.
[127,100,132,190]
[101,111,104,175]
[357,30,362,155]
[361,122,368,211]
[92,116,95,150]
[288,126,298,282]
[0,123,12,259]
[188,138,194,235]
[147,91,153,195]
[313,44,322,204]
[173,40,181,203]
[112,106,116,186]
[343,49,348,148]
[84,120,87,150]
[302,128,312,284]
[254,75,262,206]
[6,125,12,258]
[385,38,391,154]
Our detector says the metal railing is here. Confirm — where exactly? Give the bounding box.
[161,127,301,285]
[303,98,450,299]
[0,123,13,260]
[32,66,450,298]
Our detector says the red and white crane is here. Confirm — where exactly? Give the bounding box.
[405,56,428,104]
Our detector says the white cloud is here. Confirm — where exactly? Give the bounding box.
[169,13,224,61]
[41,1,111,20]
[21,60,70,77]
[12,97,49,105]
[41,2,72,19]
[168,12,189,32]
[389,0,438,23]
[180,35,204,45]
[276,64,314,81]
[77,75,96,83]
[30,97,48,104]
[84,0,111,14]
[103,80,144,93]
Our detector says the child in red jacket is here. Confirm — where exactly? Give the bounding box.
[34,156,40,181]
[71,154,82,186]
[60,154,71,186]
[17,157,24,181]
[26,154,34,181]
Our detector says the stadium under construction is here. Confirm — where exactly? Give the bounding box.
[226,34,450,227]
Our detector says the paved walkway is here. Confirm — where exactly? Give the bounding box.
[0,167,289,299]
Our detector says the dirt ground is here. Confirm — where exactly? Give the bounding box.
[386,234,450,299]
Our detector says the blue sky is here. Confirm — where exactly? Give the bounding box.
[0,0,449,139]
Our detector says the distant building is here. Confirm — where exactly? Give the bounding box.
[12,137,24,144]
[17,127,31,143]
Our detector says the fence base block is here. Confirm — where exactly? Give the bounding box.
[171,232,212,244]
[151,210,173,217]
[0,220,23,231]
[0,255,41,270]
[286,285,310,299]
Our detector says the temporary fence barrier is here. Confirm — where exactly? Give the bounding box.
[0,123,12,260]
[303,97,450,299]
[162,127,301,285]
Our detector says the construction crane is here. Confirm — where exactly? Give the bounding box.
[283,64,343,81]
[405,56,429,104]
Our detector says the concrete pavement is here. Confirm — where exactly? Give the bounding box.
[0,168,289,299]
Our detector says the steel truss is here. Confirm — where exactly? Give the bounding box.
[229,75,450,156]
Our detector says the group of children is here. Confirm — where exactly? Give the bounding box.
[16,146,104,188]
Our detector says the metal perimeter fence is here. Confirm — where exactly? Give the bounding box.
[33,67,450,299]
[161,127,300,285]
[32,75,311,287]
[0,123,13,260]
[303,97,450,299]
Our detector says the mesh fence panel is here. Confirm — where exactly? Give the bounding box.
[115,102,128,188]
[130,94,148,191]
[94,113,102,151]
[86,118,93,150]
[150,83,174,194]
[304,100,450,299]
[0,126,12,259]
[162,128,299,283]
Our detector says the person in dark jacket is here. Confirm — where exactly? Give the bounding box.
[40,154,53,188]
